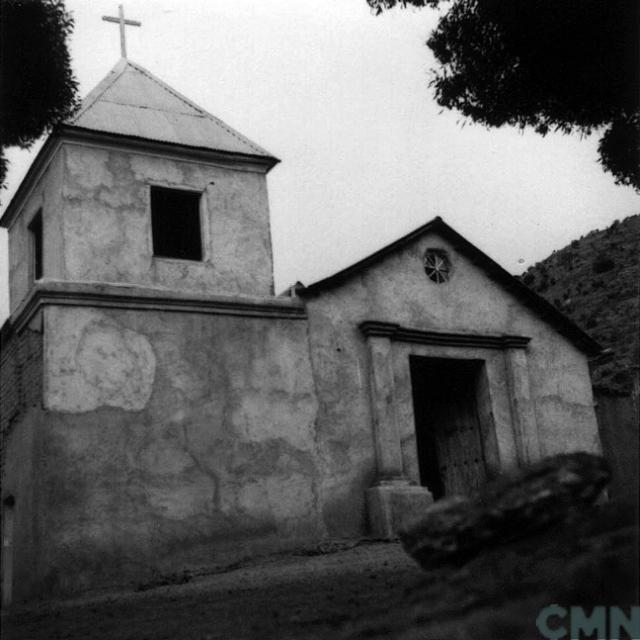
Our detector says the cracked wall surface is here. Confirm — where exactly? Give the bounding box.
[29,305,321,597]
[46,308,156,412]
[60,144,275,296]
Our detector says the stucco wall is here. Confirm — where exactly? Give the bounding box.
[302,229,600,519]
[35,303,321,595]
[58,143,274,297]
[303,314,376,537]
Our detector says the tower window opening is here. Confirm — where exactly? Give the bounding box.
[28,211,43,281]
[150,186,203,261]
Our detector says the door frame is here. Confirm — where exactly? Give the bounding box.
[360,321,541,486]
[409,354,491,497]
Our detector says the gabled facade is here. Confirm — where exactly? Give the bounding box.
[0,60,601,605]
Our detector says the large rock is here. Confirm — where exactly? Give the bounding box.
[399,452,611,570]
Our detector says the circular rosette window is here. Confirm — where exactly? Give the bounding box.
[423,248,451,284]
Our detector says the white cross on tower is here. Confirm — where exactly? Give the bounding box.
[102,5,141,59]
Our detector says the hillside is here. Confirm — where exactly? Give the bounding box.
[521,214,639,395]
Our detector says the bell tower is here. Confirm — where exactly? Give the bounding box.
[1,58,279,312]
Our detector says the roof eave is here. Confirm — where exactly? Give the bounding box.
[0,125,280,230]
[436,219,603,357]
[298,217,444,294]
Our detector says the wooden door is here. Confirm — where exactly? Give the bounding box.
[430,383,486,496]
[410,356,487,499]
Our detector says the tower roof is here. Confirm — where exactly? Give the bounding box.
[0,58,278,229]
[66,58,275,159]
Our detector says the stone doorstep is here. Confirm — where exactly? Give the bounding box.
[366,481,434,540]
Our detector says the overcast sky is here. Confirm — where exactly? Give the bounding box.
[1,0,639,322]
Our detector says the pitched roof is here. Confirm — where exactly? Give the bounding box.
[298,217,602,356]
[0,58,278,228]
[65,58,275,159]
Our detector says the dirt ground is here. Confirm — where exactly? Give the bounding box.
[2,503,638,640]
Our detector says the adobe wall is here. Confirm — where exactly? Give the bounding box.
[23,297,322,597]
[302,229,600,518]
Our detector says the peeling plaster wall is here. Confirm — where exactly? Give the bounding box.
[303,230,600,526]
[8,152,65,314]
[60,144,274,296]
[35,304,321,595]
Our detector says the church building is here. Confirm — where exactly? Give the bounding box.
[0,58,602,603]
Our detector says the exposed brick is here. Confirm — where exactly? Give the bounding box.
[0,324,43,477]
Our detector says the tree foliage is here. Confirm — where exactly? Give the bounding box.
[367,0,640,190]
[0,0,79,187]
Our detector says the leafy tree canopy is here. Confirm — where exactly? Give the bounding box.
[0,0,79,187]
[367,0,640,190]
